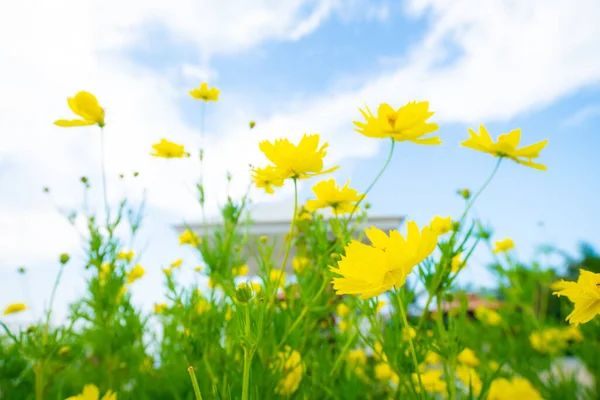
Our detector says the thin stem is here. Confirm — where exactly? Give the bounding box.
[241,305,252,400]
[35,364,44,400]
[188,366,203,400]
[274,178,298,292]
[100,127,110,225]
[459,158,502,222]
[395,287,425,398]
[43,263,66,343]
[348,138,395,222]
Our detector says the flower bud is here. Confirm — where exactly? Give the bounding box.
[458,188,471,200]
[249,121,256,129]
[259,235,268,244]
[235,282,254,304]
[59,253,70,265]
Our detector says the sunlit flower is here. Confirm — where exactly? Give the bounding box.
[305,179,364,215]
[232,264,249,276]
[330,222,438,299]
[413,369,446,394]
[375,363,399,384]
[189,82,219,102]
[154,303,167,314]
[127,265,145,284]
[430,216,452,235]
[252,166,285,194]
[354,102,440,144]
[171,259,183,269]
[270,269,286,288]
[461,126,548,170]
[451,253,465,273]
[151,139,190,158]
[273,346,304,396]
[336,303,350,318]
[3,303,26,315]
[179,229,201,246]
[256,134,338,182]
[457,366,482,396]
[55,91,105,128]
[457,348,480,367]
[552,269,600,325]
[474,306,501,326]
[66,384,116,400]
[487,377,542,400]
[493,238,514,254]
[117,250,134,262]
[292,256,309,274]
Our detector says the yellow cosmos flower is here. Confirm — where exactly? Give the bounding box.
[127,265,145,284]
[171,259,183,269]
[375,363,399,384]
[430,216,452,235]
[55,91,105,128]
[474,306,501,326]
[154,303,167,314]
[330,222,438,299]
[66,384,117,400]
[252,166,285,194]
[3,303,26,315]
[461,126,548,170]
[336,303,350,318]
[251,282,262,294]
[457,366,482,396]
[553,269,600,325]
[162,267,173,276]
[179,229,201,246]
[457,348,480,367]
[488,377,542,400]
[413,369,446,393]
[354,101,440,144]
[232,264,249,276]
[305,179,364,215]
[292,256,309,274]
[273,346,304,396]
[151,139,190,158]
[189,82,219,102]
[256,134,338,182]
[451,253,465,273]
[529,327,568,354]
[117,250,134,262]
[493,238,514,254]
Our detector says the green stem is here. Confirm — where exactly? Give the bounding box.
[348,138,395,222]
[100,127,110,225]
[242,305,253,400]
[271,178,298,298]
[459,158,502,222]
[35,363,44,400]
[395,288,425,398]
[44,263,66,343]
[188,366,203,400]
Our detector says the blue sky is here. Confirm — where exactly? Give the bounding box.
[1,0,600,324]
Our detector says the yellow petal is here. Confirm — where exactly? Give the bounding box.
[54,119,95,127]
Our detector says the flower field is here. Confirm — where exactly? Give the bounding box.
[1,86,599,400]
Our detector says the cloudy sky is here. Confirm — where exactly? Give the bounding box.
[1,0,600,323]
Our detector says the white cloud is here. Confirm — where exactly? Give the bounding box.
[563,103,600,127]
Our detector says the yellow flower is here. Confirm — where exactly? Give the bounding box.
[372,342,388,362]
[208,278,217,289]
[274,346,304,396]
[336,303,350,318]
[256,134,338,182]
[117,250,134,262]
[194,266,203,272]
[430,216,452,235]
[424,351,441,365]
[189,82,219,102]
[354,102,440,144]
[375,363,399,384]
[232,264,249,276]
[338,320,348,332]
[171,259,183,269]
[461,126,548,170]
[151,139,190,158]
[413,369,446,393]
[2,303,26,315]
[561,325,583,342]
[403,326,416,340]
[154,303,167,314]
[346,349,367,368]
[162,267,173,276]
[330,222,438,299]
[376,300,386,313]
[474,306,502,326]
[457,348,480,367]
[529,328,567,354]
[451,253,466,273]
[305,179,363,215]
[127,265,145,284]
[225,307,233,321]
[493,238,514,254]
[251,282,262,294]
[292,256,309,274]
[196,298,211,315]
[488,377,542,400]
[66,384,117,400]
[252,166,285,194]
[553,269,600,325]
[457,366,482,396]
[270,269,286,288]
[55,91,105,128]
[179,229,201,246]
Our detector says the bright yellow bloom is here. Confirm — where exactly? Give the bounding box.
[553,269,600,325]
[232,264,249,276]
[270,269,286,288]
[424,351,441,365]
[457,366,482,396]
[273,346,304,396]
[171,259,183,269]
[179,229,201,246]
[127,265,145,284]
[3,303,26,315]
[493,238,514,254]
[451,253,465,273]
[305,179,363,215]
[292,256,309,274]
[256,134,338,181]
[189,82,219,102]
[529,327,568,354]
[488,377,542,400]
[430,216,452,235]
[461,126,548,170]
[117,250,134,262]
[151,139,190,158]
[354,102,440,144]
[336,303,350,318]
[66,384,117,400]
[457,348,480,367]
[413,369,446,393]
[55,91,105,128]
[375,363,399,384]
[154,303,167,314]
[252,166,285,194]
[162,267,173,276]
[330,222,438,299]
[474,306,502,326]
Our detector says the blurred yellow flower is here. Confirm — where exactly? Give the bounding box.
[292,256,309,274]
[430,216,452,235]
[251,282,262,294]
[117,250,134,262]
[208,278,217,289]
[424,351,441,365]
[488,377,542,400]
[375,362,399,384]
[196,299,211,315]
[474,306,501,326]
[461,126,548,170]
[354,102,440,144]
[413,369,446,393]
[346,349,367,368]
[162,267,173,276]
[562,325,583,342]
[305,179,364,215]
[274,346,304,396]
[171,259,183,269]
[154,303,167,314]
[493,238,514,254]
[252,166,285,194]
[457,348,480,367]
[99,264,112,284]
[55,91,105,128]
[179,229,201,246]
[457,366,482,396]
[66,384,116,400]
[553,269,600,325]
[225,307,233,321]
[189,82,219,102]
[151,139,190,158]
[376,300,386,313]
[256,134,338,182]
[451,253,465,273]
[270,269,286,288]
[330,222,438,299]
[3,303,26,315]
[372,342,388,362]
[232,264,249,276]
[127,265,145,284]
[194,266,203,273]
[336,303,350,318]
